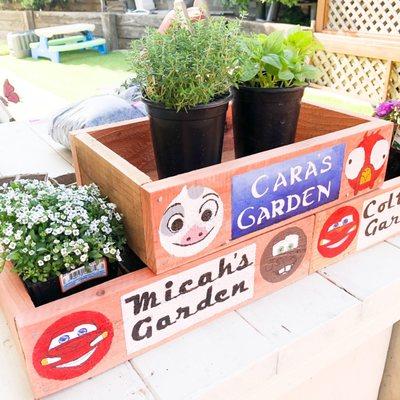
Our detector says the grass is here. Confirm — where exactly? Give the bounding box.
[0,49,130,101]
[304,87,374,116]
[0,40,9,56]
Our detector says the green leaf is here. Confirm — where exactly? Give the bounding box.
[278,70,295,81]
[255,33,268,45]
[301,64,321,80]
[265,31,284,54]
[241,62,260,82]
[261,54,282,69]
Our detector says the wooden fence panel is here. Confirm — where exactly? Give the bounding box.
[311,33,400,104]
[316,0,400,39]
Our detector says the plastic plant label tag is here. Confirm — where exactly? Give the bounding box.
[59,258,108,293]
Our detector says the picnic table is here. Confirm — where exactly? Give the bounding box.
[30,23,107,63]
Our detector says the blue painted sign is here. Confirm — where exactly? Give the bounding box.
[231,144,345,239]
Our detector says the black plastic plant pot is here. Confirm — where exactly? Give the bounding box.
[117,245,147,274]
[24,259,119,307]
[232,85,305,158]
[143,94,231,179]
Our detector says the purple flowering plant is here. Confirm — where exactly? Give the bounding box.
[375,99,400,150]
[374,99,400,123]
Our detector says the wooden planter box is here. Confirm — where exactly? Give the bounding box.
[2,101,399,398]
[311,175,400,272]
[70,101,392,275]
[0,215,315,398]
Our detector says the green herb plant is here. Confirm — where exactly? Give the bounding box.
[240,27,322,88]
[129,17,242,111]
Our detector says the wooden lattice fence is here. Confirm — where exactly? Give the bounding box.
[323,0,400,37]
[313,0,400,104]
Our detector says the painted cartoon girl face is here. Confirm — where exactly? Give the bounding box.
[159,186,224,257]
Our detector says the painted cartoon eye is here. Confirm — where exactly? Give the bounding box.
[199,199,219,222]
[75,323,97,336]
[201,209,212,222]
[58,335,70,343]
[49,332,74,349]
[328,222,340,232]
[279,246,285,253]
[167,214,184,233]
[341,215,353,225]
[288,243,294,250]
[345,147,365,180]
[370,139,389,170]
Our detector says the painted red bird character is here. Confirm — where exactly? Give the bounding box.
[158,0,209,34]
[345,131,389,195]
[0,79,20,106]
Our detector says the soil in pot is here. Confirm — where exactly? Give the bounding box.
[24,258,119,307]
[143,94,231,179]
[232,86,305,158]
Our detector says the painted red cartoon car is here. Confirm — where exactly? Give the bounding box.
[32,311,113,380]
[318,206,360,258]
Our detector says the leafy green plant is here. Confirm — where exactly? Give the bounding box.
[129,17,242,111]
[20,0,50,9]
[223,0,299,12]
[239,27,322,88]
[9,0,69,11]
[0,180,126,282]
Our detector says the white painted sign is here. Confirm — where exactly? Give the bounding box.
[121,244,256,354]
[357,188,400,250]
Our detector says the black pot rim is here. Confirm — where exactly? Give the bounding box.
[234,85,307,94]
[142,92,232,112]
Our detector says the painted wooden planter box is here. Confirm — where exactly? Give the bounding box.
[1,101,399,398]
[311,175,400,272]
[70,101,392,275]
[0,215,314,398]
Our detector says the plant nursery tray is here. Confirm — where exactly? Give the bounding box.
[2,101,400,398]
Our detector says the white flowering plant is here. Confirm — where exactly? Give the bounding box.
[0,180,126,283]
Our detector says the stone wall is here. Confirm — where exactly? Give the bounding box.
[0,10,305,49]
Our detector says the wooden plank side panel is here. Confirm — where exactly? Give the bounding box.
[87,117,158,174]
[70,131,151,263]
[296,101,371,142]
[315,0,329,32]
[311,176,400,272]
[13,217,313,398]
[315,33,400,62]
[144,118,392,274]
[0,263,35,361]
